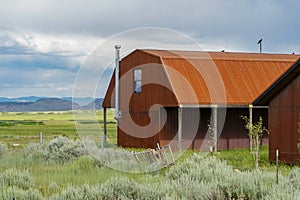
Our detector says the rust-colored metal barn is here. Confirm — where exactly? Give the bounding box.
[103,49,299,151]
[254,59,300,163]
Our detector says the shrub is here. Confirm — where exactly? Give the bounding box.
[72,155,96,171]
[161,176,217,200]
[288,166,300,191]
[90,145,164,172]
[50,178,163,200]
[40,136,87,163]
[0,186,43,200]
[93,148,140,171]
[38,154,300,199]
[0,168,34,190]
[100,177,163,200]
[21,143,45,165]
[167,155,233,183]
[5,143,300,199]
[263,182,298,200]
[50,184,102,200]
[23,142,40,156]
[0,143,8,157]
[166,155,299,199]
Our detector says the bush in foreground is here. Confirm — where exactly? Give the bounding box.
[0,168,34,190]
[0,187,43,200]
[50,155,300,200]
[18,138,300,199]
[0,169,43,200]
[50,177,162,200]
[23,136,88,163]
[41,136,88,163]
[0,143,8,158]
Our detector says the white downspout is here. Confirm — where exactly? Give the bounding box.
[114,45,121,121]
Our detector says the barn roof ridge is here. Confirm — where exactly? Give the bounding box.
[139,49,300,62]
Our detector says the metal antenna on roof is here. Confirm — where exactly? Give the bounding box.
[257,38,262,53]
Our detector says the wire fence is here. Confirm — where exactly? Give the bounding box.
[131,144,175,170]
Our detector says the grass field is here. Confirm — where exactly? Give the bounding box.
[0,111,299,199]
[0,110,117,146]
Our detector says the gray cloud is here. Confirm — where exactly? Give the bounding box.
[0,65,77,97]
[0,0,299,52]
[0,0,299,97]
[0,30,102,56]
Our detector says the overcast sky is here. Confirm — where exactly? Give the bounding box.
[0,0,299,98]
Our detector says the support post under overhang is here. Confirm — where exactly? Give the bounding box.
[212,105,218,152]
[178,107,183,152]
[249,104,253,152]
[103,107,107,144]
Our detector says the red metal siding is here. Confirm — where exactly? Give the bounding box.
[218,108,268,150]
[159,108,268,151]
[113,50,179,148]
[269,75,300,163]
[159,108,211,150]
[103,50,178,108]
[102,68,116,108]
[187,108,211,150]
[117,111,160,148]
[159,108,178,148]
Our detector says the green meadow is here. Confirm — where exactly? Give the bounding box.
[0,110,117,146]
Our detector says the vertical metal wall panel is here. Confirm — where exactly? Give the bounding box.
[159,108,178,143]
[103,49,179,108]
[269,75,300,163]
[217,108,268,150]
[112,50,178,148]
[117,112,160,149]
[119,50,178,113]
[158,107,268,151]
[219,108,246,149]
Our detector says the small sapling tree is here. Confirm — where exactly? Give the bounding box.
[241,116,269,170]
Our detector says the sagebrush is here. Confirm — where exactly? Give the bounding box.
[0,143,7,157]
[49,155,300,200]
[2,137,299,199]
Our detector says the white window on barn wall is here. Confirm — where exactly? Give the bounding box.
[133,68,142,93]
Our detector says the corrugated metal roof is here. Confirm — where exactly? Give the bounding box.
[253,58,300,105]
[141,49,300,105]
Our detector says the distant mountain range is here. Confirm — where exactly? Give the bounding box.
[0,96,95,106]
[0,97,104,112]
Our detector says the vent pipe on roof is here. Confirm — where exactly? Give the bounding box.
[114,45,121,121]
[257,38,262,53]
